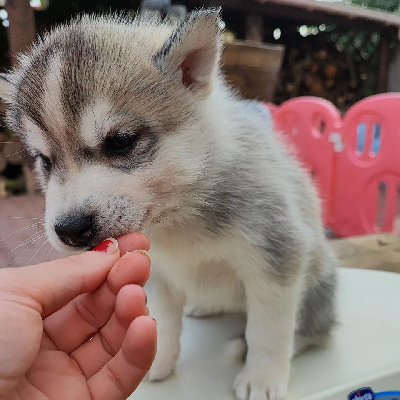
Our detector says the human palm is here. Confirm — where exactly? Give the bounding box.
[0,234,156,400]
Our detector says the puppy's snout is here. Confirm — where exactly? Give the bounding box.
[55,214,94,247]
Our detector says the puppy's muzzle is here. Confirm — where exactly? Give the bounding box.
[55,214,94,248]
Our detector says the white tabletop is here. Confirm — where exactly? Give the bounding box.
[131,268,400,400]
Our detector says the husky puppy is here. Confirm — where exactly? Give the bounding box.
[0,10,337,400]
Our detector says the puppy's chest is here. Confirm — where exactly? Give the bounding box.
[149,230,246,302]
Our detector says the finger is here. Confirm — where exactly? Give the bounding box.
[108,250,151,290]
[70,284,147,378]
[117,232,150,255]
[44,251,150,353]
[88,316,157,400]
[0,238,120,318]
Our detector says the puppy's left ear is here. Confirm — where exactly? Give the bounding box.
[0,73,13,102]
[154,8,222,97]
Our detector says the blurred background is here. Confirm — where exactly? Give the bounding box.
[1,0,400,197]
[2,0,400,269]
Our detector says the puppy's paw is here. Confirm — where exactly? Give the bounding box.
[184,303,221,318]
[146,362,175,382]
[146,344,179,382]
[233,358,289,400]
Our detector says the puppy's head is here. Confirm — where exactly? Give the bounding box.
[0,10,222,252]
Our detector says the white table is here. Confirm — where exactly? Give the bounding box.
[132,269,400,400]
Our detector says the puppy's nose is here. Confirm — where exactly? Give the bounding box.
[55,214,94,247]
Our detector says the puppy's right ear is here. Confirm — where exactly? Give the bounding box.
[0,73,13,102]
[154,8,222,98]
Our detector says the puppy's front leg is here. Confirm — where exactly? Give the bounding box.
[233,263,298,400]
[147,273,185,381]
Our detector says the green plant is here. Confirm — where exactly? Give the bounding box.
[351,0,400,12]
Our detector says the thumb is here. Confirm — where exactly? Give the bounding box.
[0,238,120,318]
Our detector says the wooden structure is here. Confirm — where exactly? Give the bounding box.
[331,233,400,273]
[222,41,284,101]
[183,0,400,94]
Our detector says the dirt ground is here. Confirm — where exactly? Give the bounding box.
[0,195,62,268]
[1,194,400,273]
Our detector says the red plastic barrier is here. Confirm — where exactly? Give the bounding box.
[331,94,400,237]
[271,97,342,227]
[265,94,400,237]
[263,102,280,118]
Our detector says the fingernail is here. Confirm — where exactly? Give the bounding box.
[91,238,118,254]
[134,249,151,262]
[151,317,156,323]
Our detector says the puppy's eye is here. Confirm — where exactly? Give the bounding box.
[104,133,139,157]
[39,154,52,172]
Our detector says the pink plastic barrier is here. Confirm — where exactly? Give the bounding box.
[332,94,400,237]
[263,102,280,117]
[270,97,342,227]
[265,94,400,237]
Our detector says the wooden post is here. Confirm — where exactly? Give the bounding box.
[245,14,264,42]
[5,0,35,65]
[5,0,37,194]
[377,28,391,93]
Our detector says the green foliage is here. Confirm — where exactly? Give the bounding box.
[323,0,400,102]
[328,29,381,62]
[351,0,400,12]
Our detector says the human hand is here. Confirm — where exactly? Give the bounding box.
[0,233,156,400]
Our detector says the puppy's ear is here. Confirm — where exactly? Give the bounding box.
[154,8,222,97]
[0,73,13,102]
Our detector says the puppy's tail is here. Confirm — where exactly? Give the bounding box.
[225,336,247,363]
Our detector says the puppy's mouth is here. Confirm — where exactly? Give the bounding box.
[53,204,176,252]
[55,215,147,252]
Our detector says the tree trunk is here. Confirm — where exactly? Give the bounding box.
[6,0,35,65]
[5,0,37,194]
[245,14,264,43]
[377,28,391,94]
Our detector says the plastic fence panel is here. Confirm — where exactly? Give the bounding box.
[272,97,342,227]
[332,93,400,236]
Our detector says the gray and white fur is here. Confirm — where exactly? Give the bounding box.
[0,10,337,400]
